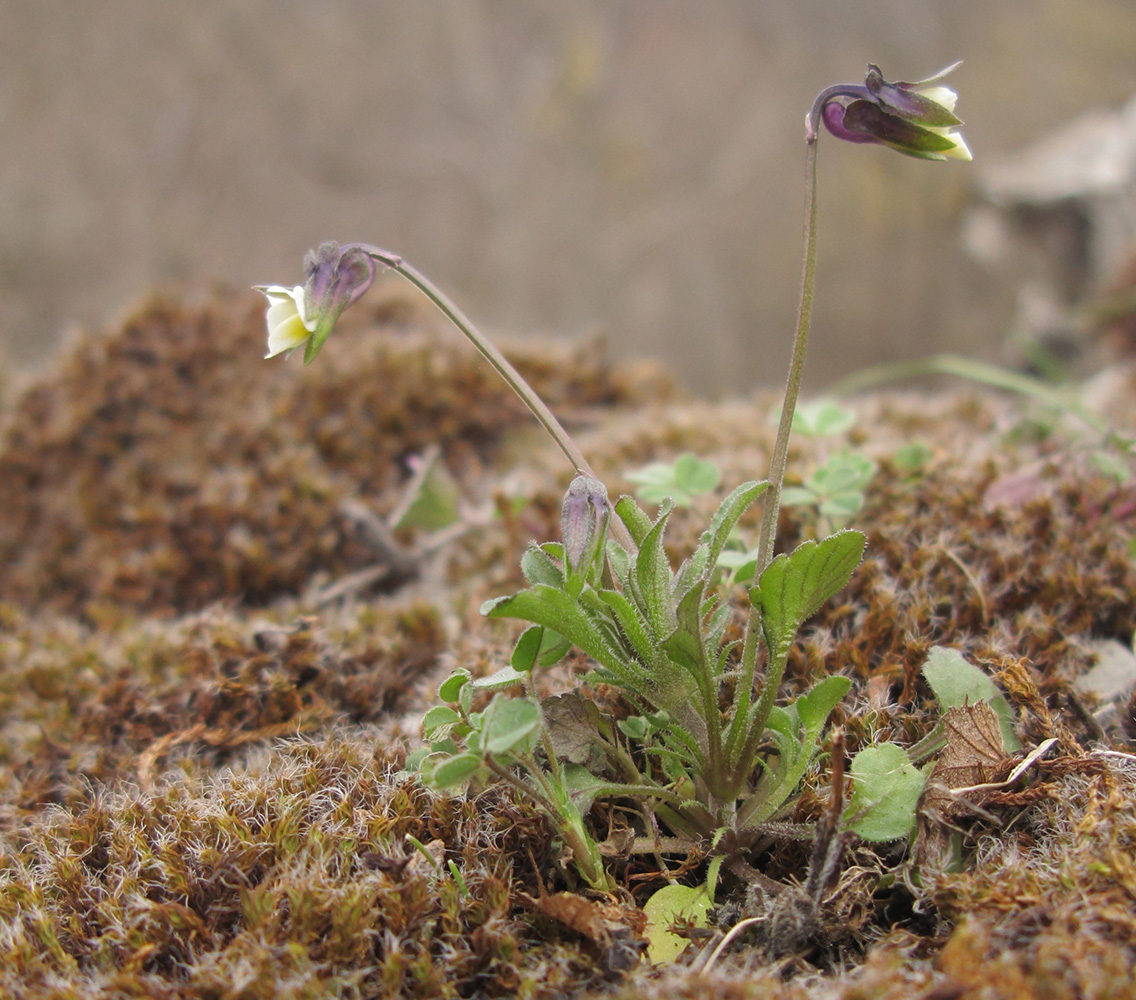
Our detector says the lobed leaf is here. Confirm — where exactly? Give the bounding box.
[845,742,926,841]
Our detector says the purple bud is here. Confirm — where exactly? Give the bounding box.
[864,64,963,128]
[561,476,611,578]
[299,242,378,364]
[821,99,878,145]
[812,62,971,162]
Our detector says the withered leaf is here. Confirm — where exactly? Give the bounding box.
[915,702,1013,868]
[542,691,609,768]
[932,702,1007,799]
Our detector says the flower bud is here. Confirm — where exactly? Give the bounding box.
[256,242,377,364]
[561,475,611,580]
[815,62,971,162]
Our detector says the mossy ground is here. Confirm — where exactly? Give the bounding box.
[2,289,1135,998]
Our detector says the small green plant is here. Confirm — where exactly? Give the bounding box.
[782,450,877,527]
[627,453,721,507]
[257,60,971,935]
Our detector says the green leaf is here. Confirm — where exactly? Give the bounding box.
[391,449,461,530]
[845,742,926,841]
[510,625,546,672]
[401,746,432,774]
[921,646,1020,751]
[703,480,768,575]
[537,632,572,667]
[635,503,677,640]
[618,715,652,740]
[594,590,657,665]
[438,669,471,703]
[672,453,721,496]
[818,492,865,519]
[795,675,852,741]
[661,582,710,683]
[509,624,572,670]
[627,453,720,507]
[422,705,462,740]
[780,486,819,508]
[471,664,530,691]
[893,441,933,475]
[560,762,611,812]
[481,696,541,755]
[642,883,711,964]
[752,531,866,665]
[482,585,624,675]
[427,752,483,790]
[807,452,875,496]
[614,495,654,547]
[521,544,565,588]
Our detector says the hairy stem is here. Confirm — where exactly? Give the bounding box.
[730,129,821,781]
[755,132,820,574]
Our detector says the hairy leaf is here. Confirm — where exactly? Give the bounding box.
[751,530,866,664]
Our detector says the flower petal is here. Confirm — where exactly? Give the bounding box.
[259,285,315,358]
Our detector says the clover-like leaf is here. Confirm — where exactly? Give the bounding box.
[792,399,856,438]
[438,669,471,703]
[893,441,933,475]
[422,705,463,741]
[627,453,720,507]
[426,752,483,790]
[846,742,926,841]
[480,696,541,756]
[471,664,530,691]
[808,452,876,497]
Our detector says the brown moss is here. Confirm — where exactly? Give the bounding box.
[0,288,666,617]
[0,600,445,826]
[3,288,1136,996]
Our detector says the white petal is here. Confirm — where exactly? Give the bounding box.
[942,133,972,161]
[917,85,958,113]
[259,285,314,358]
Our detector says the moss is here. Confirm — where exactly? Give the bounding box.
[2,289,1136,997]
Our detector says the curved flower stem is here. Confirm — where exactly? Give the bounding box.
[351,244,635,551]
[755,129,820,575]
[356,245,596,479]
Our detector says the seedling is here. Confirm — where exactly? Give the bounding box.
[627,453,721,507]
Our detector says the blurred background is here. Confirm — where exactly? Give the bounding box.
[3,0,1136,394]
